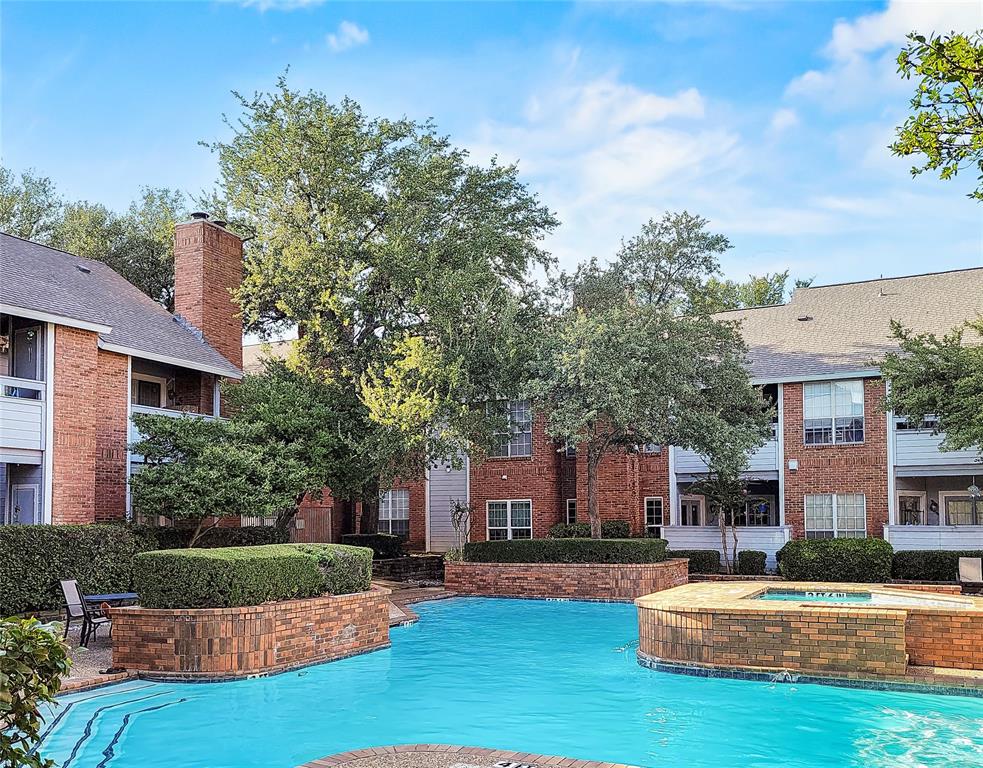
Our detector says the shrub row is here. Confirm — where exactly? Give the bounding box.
[891,550,983,582]
[464,537,668,564]
[547,520,631,539]
[132,543,373,609]
[736,550,767,576]
[666,549,721,574]
[777,538,893,583]
[340,533,404,560]
[0,524,288,616]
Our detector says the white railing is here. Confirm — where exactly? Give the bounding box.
[129,405,218,460]
[674,437,780,476]
[885,525,983,550]
[894,420,980,469]
[663,525,792,570]
[0,376,45,451]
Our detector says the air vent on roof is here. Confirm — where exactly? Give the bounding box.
[212,219,228,228]
[797,315,813,321]
[190,211,209,220]
[76,264,91,274]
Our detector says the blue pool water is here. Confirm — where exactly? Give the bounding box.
[756,590,874,604]
[41,598,983,768]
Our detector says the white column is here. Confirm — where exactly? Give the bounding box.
[777,383,785,526]
[667,445,678,526]
[42,323,55,524]
[885,381,897,528]
[212,377,221,417]
[125,356,133,520]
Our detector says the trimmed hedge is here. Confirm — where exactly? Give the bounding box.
[341,533,404,560]
[667,549,721,574]
[132,543,373,609]
[737,550,767,576]
[548,520,631,538]
[464,538,667,564]
[892,550,983,582]
[0,524,289,616]
[777,538,893,583]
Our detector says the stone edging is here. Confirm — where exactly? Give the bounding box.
[296,743,642,768]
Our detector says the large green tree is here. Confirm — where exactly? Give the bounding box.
[208,80,557,530]
[529,211,772,538]
[697,271,814,313]
[891,31,983,201]
[0,167,62,242]
[881,319,983,459]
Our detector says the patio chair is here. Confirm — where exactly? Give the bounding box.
[59,579,111,647]
[958,557,983,593]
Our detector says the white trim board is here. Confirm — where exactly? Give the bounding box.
[0,303,112,334]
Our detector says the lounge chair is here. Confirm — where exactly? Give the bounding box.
[59,579,111,647]
[958,557,983,593]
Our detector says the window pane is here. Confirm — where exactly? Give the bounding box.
[566,499,577,523]
[804,419,833,445]
[510,501,531,528]
[834,417,864,444]
[487,502,508,528]
[645,498,663,529]
[833,380,864,418]
[804,383,832,420]
[945,498,976,526]
[511,528,532,539]
[805,494,834,534]
[488,528,508,540]
[835,493,866,537]
[509,400,532,457]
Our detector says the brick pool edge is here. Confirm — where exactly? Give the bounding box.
[296,743,643,768]
[111,586,391,679]
[444,559,689,601]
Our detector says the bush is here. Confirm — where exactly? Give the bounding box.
[341,533,404,559]
[132,543,373,609]
[0,524,291,616]
[777,538,893,583]
[666,549,721,574]
[892,550,983,582]
[547,520,632,538]
[0,617,71,768]
[463,537,667,564]
[737,550,767,576]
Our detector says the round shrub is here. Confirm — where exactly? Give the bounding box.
[736,550,767,576]
[132,543,373,609]
[666,549,721,574]
[463,538,667,564]
[548,520,632,538]
[777,538,893,583]
[891,550,983,582]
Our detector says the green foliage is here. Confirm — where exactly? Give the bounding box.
[890,32,983,201]
[695,271,812,313]
[736,550,768,576]
[547,520,631,538]
[132,525,288,550]
[132,544,373,609]
[881,320,983,458]
[667,549,722,574]
[777,538,893,583]
[892,550,983,582]
[340,533,404,560]
[0,618,71,768]
[463,538,667,564]
[0,167,62,242]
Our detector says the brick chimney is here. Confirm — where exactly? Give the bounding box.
[174,213,243,370]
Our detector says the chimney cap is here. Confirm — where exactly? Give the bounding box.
[190,211,209,220]
[212,219,228,228]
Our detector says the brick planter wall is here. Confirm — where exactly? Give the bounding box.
[904,609,983,670]
[372,555,445,582]
[444,559,688,601]
[111,588,390,679]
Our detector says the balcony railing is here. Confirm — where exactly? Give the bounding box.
[0,375,45,451]
[129,405,218,461]
[674,436,780,476]
[894,418,980,471]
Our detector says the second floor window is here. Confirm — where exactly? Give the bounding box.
[489,399,532,458]
[803,380,864,445]
[566,498,577,524]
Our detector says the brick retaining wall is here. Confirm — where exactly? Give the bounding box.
[444,559,688,601]
[372,555,445,582]
[111,588,390,679]
[905,609,983,670]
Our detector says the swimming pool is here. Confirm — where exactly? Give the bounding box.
[41,598,983,768]
[754,589,970,608]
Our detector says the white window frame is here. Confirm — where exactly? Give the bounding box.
[486,499,533,540]
[939,491,980,526]
[565,498,577,524]
[803,380,865,446]
[896,491,928,526]
[488,400,533,458]
[131,372,167,408]
[644,496,664,535]
[380,488,411,539]
[678,494,705,526]
[804,493,867,539]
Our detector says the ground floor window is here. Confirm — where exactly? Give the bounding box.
[565,498,577,524]
[804,493,866,539]
[679,496,704,526]
[645,497,663,536]
[487,500,532,540]
[380,489,410,540]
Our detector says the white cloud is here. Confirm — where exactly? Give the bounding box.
[326,21,370,53]
[237,0,327,11]
[768,107,799,134]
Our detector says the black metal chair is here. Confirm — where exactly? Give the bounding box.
[59,579,111,647]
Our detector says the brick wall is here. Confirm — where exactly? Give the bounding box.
[904,609,983,670]
[782,378,889,538]
[574,447,670,534]
[174,219,243,370]
[172,370,215,415]
[390,476,427,551]
[111,588,390,679]
[51,326,100,524]
[93,349,128,521]
[445,559,689,601]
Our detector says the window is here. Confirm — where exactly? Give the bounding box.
[735,496,777,526]
[565,443,577,458]
[565,498,577,524]
[487,500,532,540]
[131,374,167,408]
[897,492,927,525]
[803,380,864,445]
[939,492,980,526]
[489,400,532,458]
[380,489,410,540]
[641,443,662,454]
[805,493,866,539]
[645,497,663,536]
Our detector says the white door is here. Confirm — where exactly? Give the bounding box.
[10,484,39,525]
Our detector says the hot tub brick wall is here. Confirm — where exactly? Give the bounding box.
[111,589,390,679]
[904,611,983,670]
[445,559,688,601]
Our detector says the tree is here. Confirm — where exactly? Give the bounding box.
[690,465,748,574]
[129,414,307,546]
[529,211,773,538]
[881,318,983,458]
[890,31,983,201]
[0,167,62,242]
[208,79,557,531]
[697,271,814,313]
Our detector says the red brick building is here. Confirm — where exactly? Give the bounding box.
[0,215,243,526]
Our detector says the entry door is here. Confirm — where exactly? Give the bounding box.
[13,327,40,380]
[10,484,39,525]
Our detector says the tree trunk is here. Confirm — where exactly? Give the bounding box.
[187,516,221,548]
[587,446,602,539]
[718,515,730,574]
[274,492,307,532]
[359,479,381,534]
[730,522,739,575]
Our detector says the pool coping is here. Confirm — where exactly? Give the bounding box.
[296,743,642,768]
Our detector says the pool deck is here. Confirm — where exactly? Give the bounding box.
[296,744,640,768]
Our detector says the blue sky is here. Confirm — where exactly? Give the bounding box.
[2,0,981,286]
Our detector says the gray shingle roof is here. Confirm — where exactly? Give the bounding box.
[720,267,983,381]
[242,339,294,374]
[0,233,241,378]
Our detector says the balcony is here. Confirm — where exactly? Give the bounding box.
[894,419,980,476]
[674,437,780,478]
[663,525,792,570]
[0,376,45,453]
